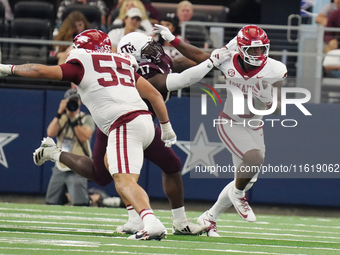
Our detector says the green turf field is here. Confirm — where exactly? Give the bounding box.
[0,202,339,255]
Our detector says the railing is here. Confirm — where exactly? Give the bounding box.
[1,22,340,103]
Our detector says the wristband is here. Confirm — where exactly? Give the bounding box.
[55,113,62,119]
[11,65,16,75]
[170,37,180,47]
[159,120,170,125]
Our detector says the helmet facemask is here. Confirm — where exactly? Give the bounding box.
[141,38,165,64]
[239,44,269,66]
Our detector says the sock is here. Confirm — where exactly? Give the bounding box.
[102,197,121,207]
[139,208,156,225]
[209,180,235,221]
[171,206,186,222]
[126,205,141,222]
[232,185,245,199]
[52,151,61,161]
[245,182,254,192]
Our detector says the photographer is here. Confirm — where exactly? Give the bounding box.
[45,88,97,206]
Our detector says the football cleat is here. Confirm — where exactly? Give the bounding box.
[171,217,208,235]
[229,190,256,222]
[127,219,166,241]
[33,137,61,166]
[116,219,144,235]
[197,211,221,237]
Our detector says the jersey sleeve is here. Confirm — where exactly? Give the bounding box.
[225,36,237,51]
[274,61,288,80]
[60,62,84,85]
[137,62,163,79]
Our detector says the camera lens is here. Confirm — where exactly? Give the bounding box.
[66,98,79,112]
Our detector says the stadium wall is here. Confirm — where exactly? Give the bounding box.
[0,88,339,208]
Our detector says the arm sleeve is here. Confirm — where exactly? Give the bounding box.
[134,72,141,82]
[165,59,213,92]
[60,62,84,85]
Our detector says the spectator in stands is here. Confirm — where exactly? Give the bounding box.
[324,8,340,53]
[0,0,13,23]
[54,11,91,65]
[141,0,161,25]
[107,7,147,52]
[157,13,185,60]
[176,0,193,25]
[55,0,108,32]
[323,49,340,78]
[315,0,340,26]
[176,0,211,49]
[45,88,121,207]
[108,0,153,35]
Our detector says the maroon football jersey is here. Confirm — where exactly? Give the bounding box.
[137,54,173,80]
[137,53,173,116]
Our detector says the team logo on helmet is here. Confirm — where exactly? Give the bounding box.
[76,36,90,43]
[120,42,137,54]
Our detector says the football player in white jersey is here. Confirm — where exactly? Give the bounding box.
[154,24,288,237]
[0,29,177,241]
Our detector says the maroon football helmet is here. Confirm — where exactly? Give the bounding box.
[237,25,270,66]
[73,29,112,52]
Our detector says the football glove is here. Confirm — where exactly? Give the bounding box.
[252,80,273,107]
[160,121,177,147]
[209,47,232,67]
[0,64,14,77]
[153,24,176,43]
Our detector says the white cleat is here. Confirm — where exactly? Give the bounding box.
[116,219,144,235]
[197,211,221,237]
[127,219,167,241]
[33,137,61,166]
[171,217,208,235]
[229,190,256,222]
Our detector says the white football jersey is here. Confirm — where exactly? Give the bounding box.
[65,49,148,135]
[218,51,287,127]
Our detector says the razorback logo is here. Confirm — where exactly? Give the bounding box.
[76,36,90,43]
[120,42,136,54]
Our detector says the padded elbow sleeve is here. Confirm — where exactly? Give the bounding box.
[166,59,213,91]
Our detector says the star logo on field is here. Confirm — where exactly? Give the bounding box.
[175,123,225,177]
[0,133,19,168]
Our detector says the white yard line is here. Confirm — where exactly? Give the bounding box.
[0,246,180,255]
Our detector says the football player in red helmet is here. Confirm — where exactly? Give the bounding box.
[53,31,227,236]
[0,29,179,240]
[154,24,287,237]
[72,29,112,53]
[0,29,230,236]
[236,25,270,67]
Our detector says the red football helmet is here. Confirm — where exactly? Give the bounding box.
[237,25,270,66]
[73,29,112,52]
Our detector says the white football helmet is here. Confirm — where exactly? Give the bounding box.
[117,32,165,63]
